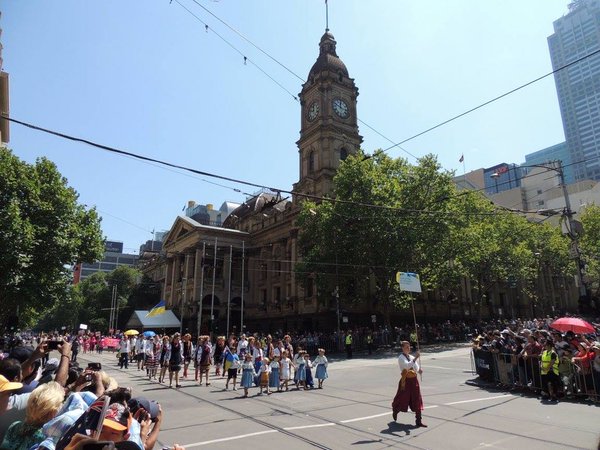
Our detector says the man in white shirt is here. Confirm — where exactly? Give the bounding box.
[391,341,426,427]
[119,336,130,369]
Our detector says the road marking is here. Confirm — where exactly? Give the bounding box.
[443,394,510,406]
[284,423,336,430]
[183,430,278,447]
[341,412,390,423]
[180,393,511,447]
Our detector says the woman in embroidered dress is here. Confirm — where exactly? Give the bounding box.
[145,335,160,380]
[158,335,171,384]
[304,353,314,389]
[240,353,256,398]
[197,335,212,386]
[181,333,194,379]
[167,333,184,388]
[313,348,329,389]
[213,336,226,376]
[391,341,426,427]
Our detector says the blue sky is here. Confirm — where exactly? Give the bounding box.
[3,1,569,253]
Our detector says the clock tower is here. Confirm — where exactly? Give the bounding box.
[293,30,363,200]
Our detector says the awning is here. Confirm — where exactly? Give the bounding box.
[125,310,181,330]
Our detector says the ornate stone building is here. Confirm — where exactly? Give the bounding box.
[141,29,364,335]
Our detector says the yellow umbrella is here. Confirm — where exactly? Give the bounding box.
[124,329,139,336]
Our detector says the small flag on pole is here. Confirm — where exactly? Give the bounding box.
[459,154,464,163]
[146,300,166,317]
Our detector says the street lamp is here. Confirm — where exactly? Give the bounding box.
[490,171,500,194]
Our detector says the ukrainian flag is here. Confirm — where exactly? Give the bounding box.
[146,300,166,317]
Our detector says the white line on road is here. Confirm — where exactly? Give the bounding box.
[183,430,278,448]
[443,394,511,406]
[341,412,390,423]
[284,423,337,430]
[181,394,510,447]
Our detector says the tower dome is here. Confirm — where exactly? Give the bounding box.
[308,30,349,78]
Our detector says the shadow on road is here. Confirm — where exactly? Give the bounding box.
[379,420,413,438]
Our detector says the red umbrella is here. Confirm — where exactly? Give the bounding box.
[550,317,596,334]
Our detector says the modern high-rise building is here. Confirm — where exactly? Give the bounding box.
[73,240,138,284]
[524,142,574,184]
[548,0,600,181]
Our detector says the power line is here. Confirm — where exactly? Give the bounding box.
[381,47,600,153]
[172,0,299,102]
[4,115,503,217]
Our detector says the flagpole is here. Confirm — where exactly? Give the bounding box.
[226,245,232,337]
[210,237,217,340]
[197,242,205,337]
[240,241,245,334]
[410,293,422,381]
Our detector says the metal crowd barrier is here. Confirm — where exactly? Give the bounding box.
[471,348,600,402]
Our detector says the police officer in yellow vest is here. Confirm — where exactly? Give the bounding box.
[366,333,374,355]
[540,339,559,401]
[345,331,353,359]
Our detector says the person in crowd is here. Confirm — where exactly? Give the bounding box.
[157,336,170,384]
[280,350,294,392]
[345,331,353,359]
[257,357,271,395]
[268,355,281,393]
[304,353,314,389]
[540,339,559,401]
[212,337,225,377]
[248,337,263,376]
[294,350,306,390]
[71,337,80,363]
[167,333,184,389]
[313,348,329,389]
[181,334,193,380]
[240,353,256,398]
[237,334,248,358]
[118,336,130,370]
[195,336,212,387]
[1,381,64,450]
[134,336,145,372]
[392,341,426,428]
[225,351,240,391]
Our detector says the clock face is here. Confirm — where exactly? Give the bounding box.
[332,98,349,118]
[307,102,320,121]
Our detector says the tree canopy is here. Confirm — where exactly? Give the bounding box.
[297,151,574,323]
[0,147,104,330]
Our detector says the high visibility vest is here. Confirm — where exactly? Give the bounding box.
[541,350,559,375]
[345,335,352,345]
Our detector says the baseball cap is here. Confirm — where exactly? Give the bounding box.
[103,403,132,432]
[128,397,159,421]
[0,374,23,393]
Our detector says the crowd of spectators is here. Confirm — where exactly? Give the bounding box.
[471,316,600,403]
[0,336,185,450]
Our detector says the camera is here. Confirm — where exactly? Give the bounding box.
[46,340,63,350]
[87,362,102,371]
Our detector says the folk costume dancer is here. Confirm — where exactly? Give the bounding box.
[392,341,426,428]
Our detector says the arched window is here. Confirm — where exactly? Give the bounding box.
[340,147,348,161]
[309,151,315,174]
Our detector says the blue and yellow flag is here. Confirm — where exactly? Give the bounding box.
[146,300,166,317]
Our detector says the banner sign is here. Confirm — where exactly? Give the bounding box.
[79,324,88,330]
[396,272,422,293]
[102,338,120,349]
[472,349,494,382]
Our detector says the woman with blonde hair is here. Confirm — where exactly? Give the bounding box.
[1,382,64,450]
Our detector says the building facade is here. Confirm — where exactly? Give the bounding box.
[73,240,139,284]
[549,0,600,181]
[483,163,523,195]
[524,142,574,184]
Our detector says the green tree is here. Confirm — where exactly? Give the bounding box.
[580,205,600,299]
[0,147,104,329]
[297,152,456,324]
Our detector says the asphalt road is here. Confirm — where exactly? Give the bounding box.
[72,345,600,450]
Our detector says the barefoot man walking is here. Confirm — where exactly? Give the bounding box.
[392,341,426,428]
